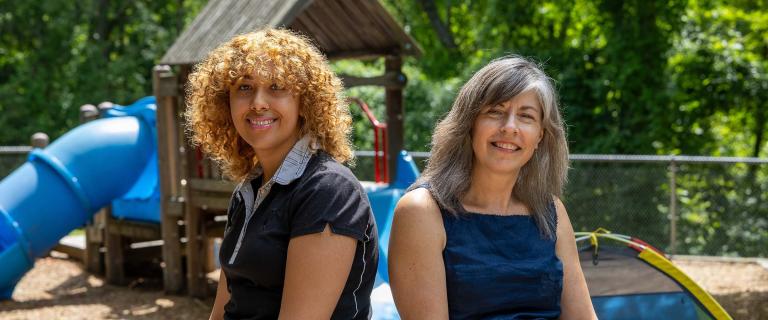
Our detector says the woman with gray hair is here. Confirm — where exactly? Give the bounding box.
[388,56,596,319]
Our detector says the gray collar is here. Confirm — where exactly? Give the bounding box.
[235,134,316,195]
[226,135,317,265]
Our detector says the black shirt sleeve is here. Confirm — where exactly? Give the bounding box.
[287,163,371,241]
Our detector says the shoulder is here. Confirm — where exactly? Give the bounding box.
[392,187,446,247]
[299,152,362,192]
[397,187,441,215]
[552,196,576,247]
[552,197,570,228]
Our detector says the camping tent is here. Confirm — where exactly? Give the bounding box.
[577,230,732,320]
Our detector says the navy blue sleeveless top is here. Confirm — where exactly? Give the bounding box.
[439,195,563,319]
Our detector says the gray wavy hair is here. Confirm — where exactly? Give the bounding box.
[412,55,569,238]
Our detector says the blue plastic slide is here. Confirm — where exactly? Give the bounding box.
[0,97,158,299]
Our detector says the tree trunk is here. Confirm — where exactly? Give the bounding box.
[752,105,765,158]
[417,0,457,49]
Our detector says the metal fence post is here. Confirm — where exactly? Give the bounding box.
[669,158,678,255]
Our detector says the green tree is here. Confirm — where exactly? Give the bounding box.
[383,0,688,154]
[667,0,768,157]
[0,0,205,145]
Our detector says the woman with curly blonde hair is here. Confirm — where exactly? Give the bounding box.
[186,28,378,320]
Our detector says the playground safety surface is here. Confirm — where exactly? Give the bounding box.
[0,254,765,320]
[0,255,213,319]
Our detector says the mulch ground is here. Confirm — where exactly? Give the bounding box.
[673,257,768,320]
[0,256,213,320]
[0,254,765,319]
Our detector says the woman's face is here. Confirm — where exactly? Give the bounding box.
[229,74,301,156]
[471,90,544,176]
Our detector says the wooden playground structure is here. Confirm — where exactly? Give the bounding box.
[82,0,420,297]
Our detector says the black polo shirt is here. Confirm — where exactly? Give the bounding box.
[220,148,378,320]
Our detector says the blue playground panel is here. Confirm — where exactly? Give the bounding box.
[365,152,419,320]
[366,151,420,284]
[0,97,157,299]
[104,97,162,223]
[592,292,708,320]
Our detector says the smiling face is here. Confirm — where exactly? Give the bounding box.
[471,90,544,176]
[229,75,301,157]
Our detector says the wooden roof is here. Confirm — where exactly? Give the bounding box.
[160,0,420,65]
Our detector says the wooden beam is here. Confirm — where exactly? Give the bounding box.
[188,178,236,193]
[185,204,208,297]
[385,56,405,183]
[153,65,184,293]
[85,204,106,274]
[340,70,406,89]
[104,207,126,286]
[106,220,162,239]
[52,243,85,261]
[181,62,209,297]
[189,195,230,212]
[326,48,400,61]
[205,223,226,238]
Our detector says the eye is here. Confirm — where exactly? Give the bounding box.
[237,84,252,91]
[270,83,285,91]
[486,106,504,116]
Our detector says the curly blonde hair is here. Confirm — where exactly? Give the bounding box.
[185,28,353,181]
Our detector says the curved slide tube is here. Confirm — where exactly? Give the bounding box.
[0,98,157,299]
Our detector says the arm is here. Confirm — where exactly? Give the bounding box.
[388,188,449,320]
[278,224,358,320]
[554,198,597,320]
[209,270,230,320]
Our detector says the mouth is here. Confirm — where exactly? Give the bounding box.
[246,117,277,129]
[491,141,521,152]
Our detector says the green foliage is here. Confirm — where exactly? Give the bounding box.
[0,0,206,145]
[0,0,765,256]
[3,0,763,155]
[667,1,768,156]
[384,0,693,154]
[675,162,768,256]
[378,0,767,256]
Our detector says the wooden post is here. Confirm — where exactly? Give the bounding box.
[104,207,126,285]
[185,204,207,297]
[181,63,209,297]
[84,210,105,274]
[154,65,185,293]
[79,104,104,274]
[385,56,406,183]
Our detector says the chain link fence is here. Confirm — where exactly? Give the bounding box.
[0,146,31,178]
[352,152,768,258]
[568,155,767,257]
[3,147,764,257]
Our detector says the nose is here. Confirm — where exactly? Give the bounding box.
[249,88,269,111]
[501,114,520,134]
